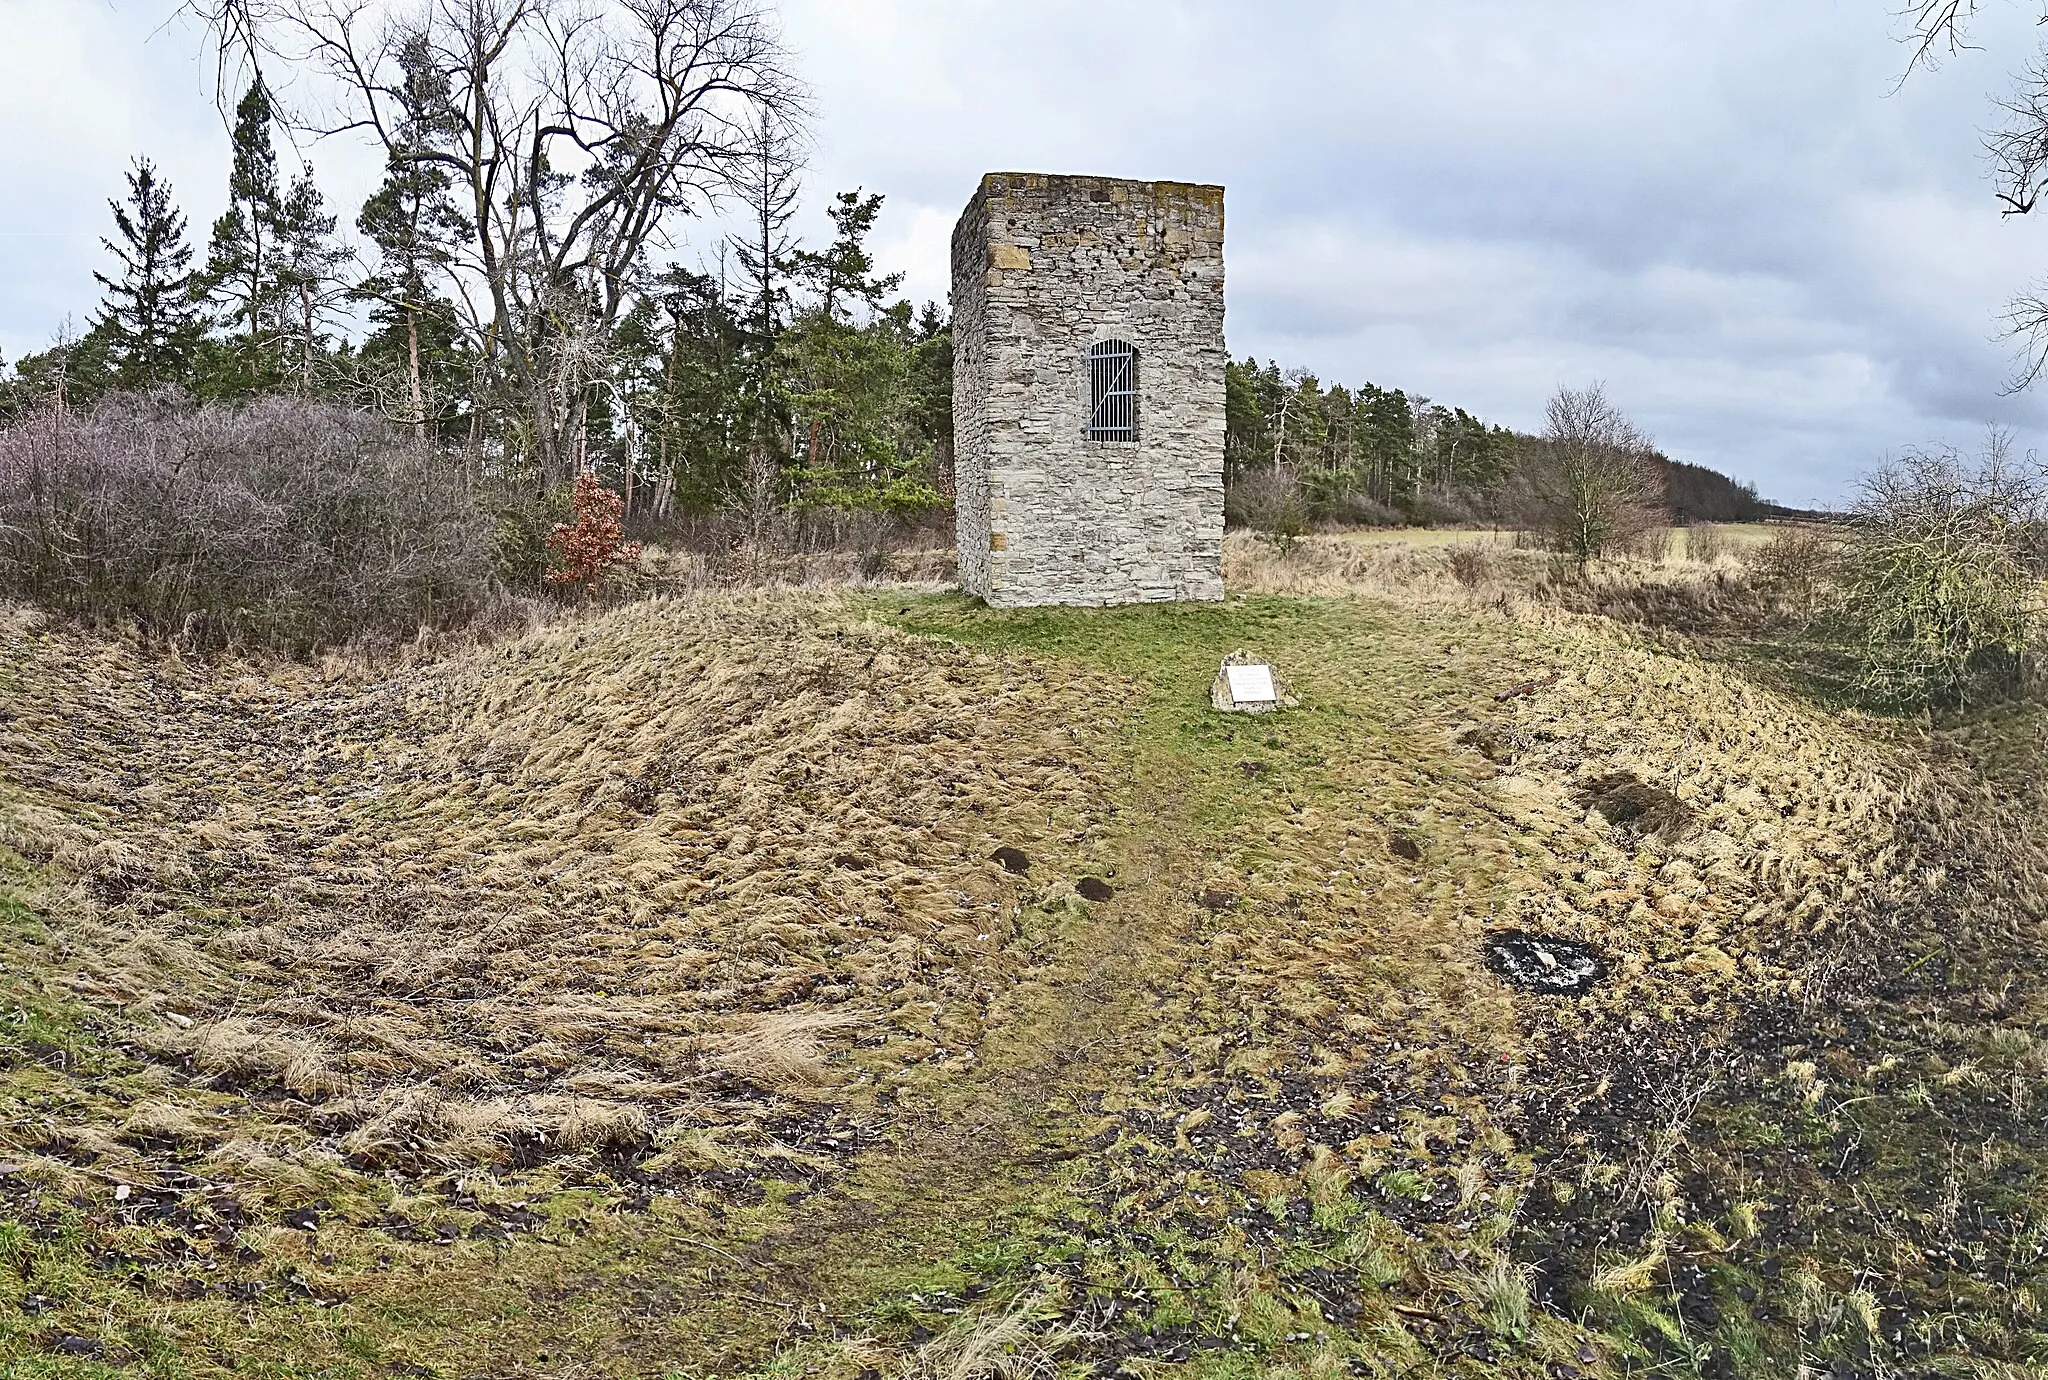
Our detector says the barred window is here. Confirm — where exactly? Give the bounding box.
[1086,339,1138,442]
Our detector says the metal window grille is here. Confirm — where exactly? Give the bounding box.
[1086,339,1138,442]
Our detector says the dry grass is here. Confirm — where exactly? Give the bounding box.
[1036,538,2048,1373]
[1226,526,1810,636]
[1207,530,1927,1036]
[0,594,1120,1197]
[631,541,959,593]
[8,533,2048,1373]
[1195,543,2048,1131]
[901,1292,1078,1380]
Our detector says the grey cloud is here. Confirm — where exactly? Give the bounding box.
[10,1,2048,506]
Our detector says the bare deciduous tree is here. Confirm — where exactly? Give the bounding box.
[1895,3,2048,388]
[1530,382,1665,568]
[187,0,804,482]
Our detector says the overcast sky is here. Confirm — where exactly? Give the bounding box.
[4,1,2047,505]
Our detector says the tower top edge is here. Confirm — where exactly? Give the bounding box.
[974,172,1224,203]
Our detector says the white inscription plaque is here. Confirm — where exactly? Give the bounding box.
[1225,663,1277,705]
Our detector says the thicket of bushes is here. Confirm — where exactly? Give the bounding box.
[0,392,496,653]
[1829,440,2045,709]
[0,391,966,655]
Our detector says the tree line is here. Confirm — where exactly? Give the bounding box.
[2,0,1769,550]
[1,0,950,529]
[1224,358,1768,530]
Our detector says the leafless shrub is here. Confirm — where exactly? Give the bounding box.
[1687,522,1728,565]
[793,505,900,578]
[1447,543,1492,588]
[1833,433,2045,707]
[1322,488,1407,527]
[0,391,495,653]
[1627,525,1673,563]
[723,444,788,580]
[1748,524,1841,616]
[1226,468,1312,552]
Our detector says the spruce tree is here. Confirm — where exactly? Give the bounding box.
[93,158,204,388]
[203,81,285,388]
[784,192,919,507]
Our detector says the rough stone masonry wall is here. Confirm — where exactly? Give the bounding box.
[951,173,1226,607]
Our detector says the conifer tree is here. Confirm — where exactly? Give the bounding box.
[93,158,204,388]
[729,113,802,354]
[203,80,284,387]
[785,191,929,511]
[354,35,469,431]
[272,165,351,393]
[725,113,804,488]
[791,190,901,325]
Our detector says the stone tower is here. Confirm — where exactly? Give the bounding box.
[951,173,1227,608]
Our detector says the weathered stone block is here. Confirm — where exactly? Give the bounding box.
[952,172,1227,608]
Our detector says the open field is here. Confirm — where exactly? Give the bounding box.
[5,534,2048,1377]
[1311,523,1788,560]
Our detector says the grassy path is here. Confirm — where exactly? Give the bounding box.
[674,590,1566,1371]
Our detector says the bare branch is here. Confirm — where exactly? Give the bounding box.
[1998,285,2048,390]
[1899,0,1987,75]
[181,0,808,481]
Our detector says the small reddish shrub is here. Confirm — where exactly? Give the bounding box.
[545,473,642,595]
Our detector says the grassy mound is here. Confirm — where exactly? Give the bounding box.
[2,539,2047,1376]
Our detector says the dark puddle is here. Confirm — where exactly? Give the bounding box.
[1484,931,1607,995]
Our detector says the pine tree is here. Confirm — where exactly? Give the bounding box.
[354,35,469,431]
[93,158,204,388]
[272,165,351,393]
[784,192,933,511]
[202,80,284,388]
[792,190,903,325]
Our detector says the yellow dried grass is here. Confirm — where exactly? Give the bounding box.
[0,594,1120,1183]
